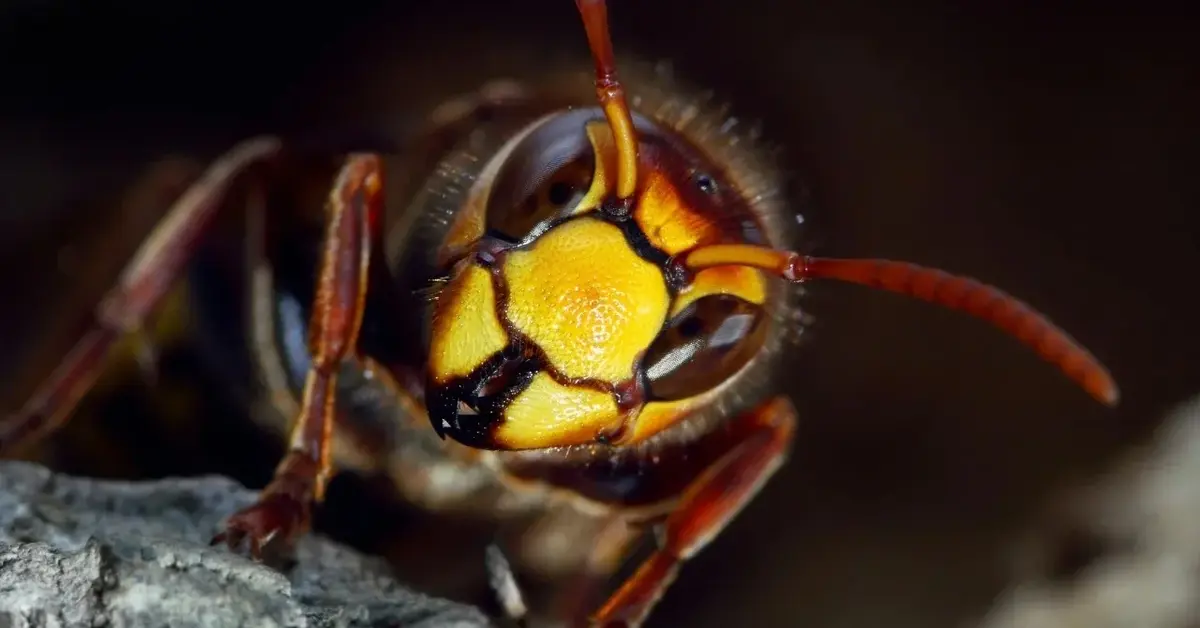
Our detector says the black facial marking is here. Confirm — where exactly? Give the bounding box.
[474,359,541,416]
[427,234,648,449]
[426,349,541,448]
[589,205,675,284]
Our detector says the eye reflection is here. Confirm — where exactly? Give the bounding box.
[643,295,767,401]
[645,313,755,381]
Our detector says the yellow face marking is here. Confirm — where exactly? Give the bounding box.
[670,266,767,318]
[623,397,706,445]
[634,169,723,255]
[495,372,622,449]
[503,217,669,383]
[428,263,509,385]
[569,120,618,216]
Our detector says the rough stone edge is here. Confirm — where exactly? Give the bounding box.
[0,460,494,628]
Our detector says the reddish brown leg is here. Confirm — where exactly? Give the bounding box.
[0,138,281,454]
[212,154,382,556]
[591,396,798,627]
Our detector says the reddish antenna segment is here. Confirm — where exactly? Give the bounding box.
[684,244,1120,406]
[575,0,639,200]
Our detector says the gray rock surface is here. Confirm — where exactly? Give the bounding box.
[977,394,1200,628]
[0,461,493,628]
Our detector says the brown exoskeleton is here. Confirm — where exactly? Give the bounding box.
[1,1,1119,625]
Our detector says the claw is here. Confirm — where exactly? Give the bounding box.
[211,492,310,559]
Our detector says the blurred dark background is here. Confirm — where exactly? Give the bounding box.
[0,1,1196,626]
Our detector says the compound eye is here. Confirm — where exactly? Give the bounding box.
[486,113,597,241]
[643,295,768,401]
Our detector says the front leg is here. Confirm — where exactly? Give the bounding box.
[0,138,280,454]
[212,154,382,557]
[593,396,797,627]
